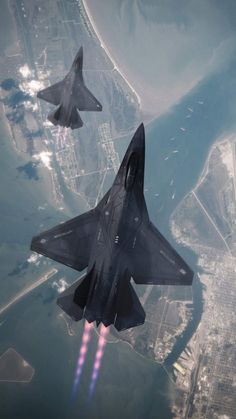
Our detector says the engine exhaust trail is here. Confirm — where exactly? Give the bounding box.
[71,321,93,400]
[88,324,109,399]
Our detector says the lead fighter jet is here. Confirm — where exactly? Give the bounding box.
[37,46,102,129]
[31,124,193,331]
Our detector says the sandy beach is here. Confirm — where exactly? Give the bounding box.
[82,0,141,108]
[81,0,177,117]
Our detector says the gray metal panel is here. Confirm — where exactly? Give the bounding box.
[31,210,98,271]
[37,81,63,105]
[129,221,193,285]
[75,85,102,111]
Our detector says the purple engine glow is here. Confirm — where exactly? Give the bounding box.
[88,324,109,398]
[72,321,93,399]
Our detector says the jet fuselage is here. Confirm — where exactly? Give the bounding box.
[58,63,83,127]
[37,46,102,130]
[82,132,147,325]
[31,123,193,331]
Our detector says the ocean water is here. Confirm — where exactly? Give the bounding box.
[1,1,236,419]
[2,62,236,417]
[85,0,236,115]
[115,58,236,369]
[0,119,173,418]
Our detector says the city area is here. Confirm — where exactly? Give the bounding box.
[171,136,236,417]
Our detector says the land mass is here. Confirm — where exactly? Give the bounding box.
[170,134,236,418]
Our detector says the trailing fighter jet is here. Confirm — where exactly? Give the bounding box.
[37,47,102,129]
[31,124,193,331]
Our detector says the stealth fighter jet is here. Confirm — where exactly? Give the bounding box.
[37,47,102,129]
[31,124,193,331]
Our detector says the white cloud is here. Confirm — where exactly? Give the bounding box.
[24,101,39,112]
[18,64,32,78]
[27,253,42,264]
[37,69,51,81]
[33,151,53,171]
[52,278,69,294]
[19,79,45,97]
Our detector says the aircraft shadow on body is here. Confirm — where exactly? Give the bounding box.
[31,124,193,331]
[37,46,102,130]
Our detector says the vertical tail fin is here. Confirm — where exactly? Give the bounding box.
[114,280,146,331]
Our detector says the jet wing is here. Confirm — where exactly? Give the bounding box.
[31,209,99,271]
[37,81,64,105]
[75,84,102,111]
[128,222,193,285]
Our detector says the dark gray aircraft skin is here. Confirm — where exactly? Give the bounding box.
[37,46,102,129]
[31,124,193,331]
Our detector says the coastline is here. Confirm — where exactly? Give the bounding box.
[81,0,142,108]
[193,133,236,192]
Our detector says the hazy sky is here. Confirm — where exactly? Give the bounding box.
[85,0,236,115]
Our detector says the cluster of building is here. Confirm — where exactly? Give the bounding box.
[171,136,236,418]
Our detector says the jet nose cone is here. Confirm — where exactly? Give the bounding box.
[136,123,144,137]
[73,46,83,71]
[131,123,145,150]
[113,123,145,189]
[78,46,83,58]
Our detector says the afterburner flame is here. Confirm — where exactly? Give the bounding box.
[72,321,93,400]
[88,324,109,399]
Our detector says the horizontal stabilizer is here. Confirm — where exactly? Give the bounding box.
[70,106,83,129]
[47,105,83,129]
[114,280,145,332]
[57,268,95,321]
[57,277,84,321]
[48,105,62,126]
